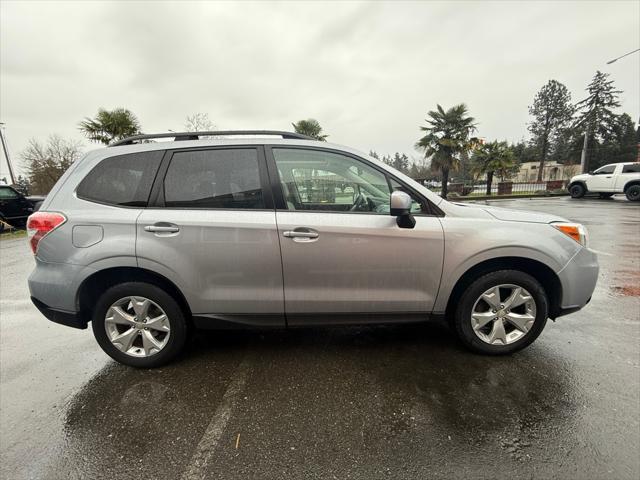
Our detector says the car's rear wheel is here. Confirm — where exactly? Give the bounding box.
[453,270,548,355]
[92,282,187,368]
[625,185,640,202]
[569,183,586,198]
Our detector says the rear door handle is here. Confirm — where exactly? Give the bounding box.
[283,228,319,241]
[144,223,180,233]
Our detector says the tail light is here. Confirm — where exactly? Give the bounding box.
[26,212,66,254]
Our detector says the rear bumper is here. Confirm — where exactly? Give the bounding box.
[28,259,91,312]
[30,296,87,329]
[557,246,599,312]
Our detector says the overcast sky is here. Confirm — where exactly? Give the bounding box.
[1,0,639,177]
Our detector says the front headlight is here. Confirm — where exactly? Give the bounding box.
[552,222,588,247]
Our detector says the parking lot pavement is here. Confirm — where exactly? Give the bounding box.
[0,196,638,479]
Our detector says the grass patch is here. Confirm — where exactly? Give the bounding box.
[0,229,27,240]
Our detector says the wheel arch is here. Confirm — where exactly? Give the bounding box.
[444,257,563,320]
[77,266,192,324]
[623,180,640,192]
[568,180,587,190]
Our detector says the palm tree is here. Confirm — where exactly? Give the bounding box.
[472,141,517,195]
[291,119,328,141]
[416,104,477,198]
[79,108,142,145]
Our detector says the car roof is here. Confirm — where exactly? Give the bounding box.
[103,137,332,155]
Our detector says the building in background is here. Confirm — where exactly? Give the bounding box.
[513,161,579,182]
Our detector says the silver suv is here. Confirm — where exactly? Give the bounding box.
[27,131,598,367]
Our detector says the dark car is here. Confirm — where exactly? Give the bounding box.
[0,185,44,232]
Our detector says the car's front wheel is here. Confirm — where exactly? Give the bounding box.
[569,183,586,198]
[92,282,187,368]
[625,185,640,202]
[453,270,548,355]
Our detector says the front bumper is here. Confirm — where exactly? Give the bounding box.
[557,246,599,312]
[31,297,87,329]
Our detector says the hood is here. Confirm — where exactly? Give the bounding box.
[570,173,590,182]
[447,202,567,224]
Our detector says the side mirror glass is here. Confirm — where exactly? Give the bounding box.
[390,191,415,229]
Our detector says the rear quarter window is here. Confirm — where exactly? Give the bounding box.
[76,151,164,206]
[622,164,640,173]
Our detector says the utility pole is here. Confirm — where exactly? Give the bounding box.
[580,123,590,173]
[0,123,17,184]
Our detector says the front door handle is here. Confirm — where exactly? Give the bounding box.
[283,228,319,241]
[144,223,180,233]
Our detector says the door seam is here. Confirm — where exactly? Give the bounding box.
[134,209,145,268]
[273,211,288,327]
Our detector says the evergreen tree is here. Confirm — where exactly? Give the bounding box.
[528,80,574,180]
[13,175,31,195]
[574,71,622,172]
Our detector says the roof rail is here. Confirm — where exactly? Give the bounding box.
[109,130,315,146]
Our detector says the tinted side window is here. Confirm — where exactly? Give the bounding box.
[77,151,163,206]
[163,149,264,209]
[622,164,640,173]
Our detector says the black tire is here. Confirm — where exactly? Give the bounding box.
[569,183,586,198]
[92,282,188,368]
[625,184,640,202]
[598,193,614,199]
[453,270,549,355]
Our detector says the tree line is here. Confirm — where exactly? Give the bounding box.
[14,70,637,197]
[394,71,635,198]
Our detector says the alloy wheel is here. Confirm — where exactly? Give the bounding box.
[104,296,171,357]
[470,284,537,345]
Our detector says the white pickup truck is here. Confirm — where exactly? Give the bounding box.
[568,162,640,201]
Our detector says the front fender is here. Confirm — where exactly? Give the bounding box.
[434,218,580,312]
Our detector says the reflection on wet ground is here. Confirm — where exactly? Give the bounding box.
[1,196,639,479]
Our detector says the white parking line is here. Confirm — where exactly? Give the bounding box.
[180,356,251,480]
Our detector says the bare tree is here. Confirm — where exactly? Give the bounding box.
[21,135,83,194]
[184,113,215,132]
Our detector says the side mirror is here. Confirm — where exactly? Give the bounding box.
[588,170,594,175]
[390,191,415,229]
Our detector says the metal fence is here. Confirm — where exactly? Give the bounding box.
[421,180,568,198]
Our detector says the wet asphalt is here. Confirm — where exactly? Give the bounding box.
[0,196,638,480]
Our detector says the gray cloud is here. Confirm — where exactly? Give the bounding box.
[1,0,638,176]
